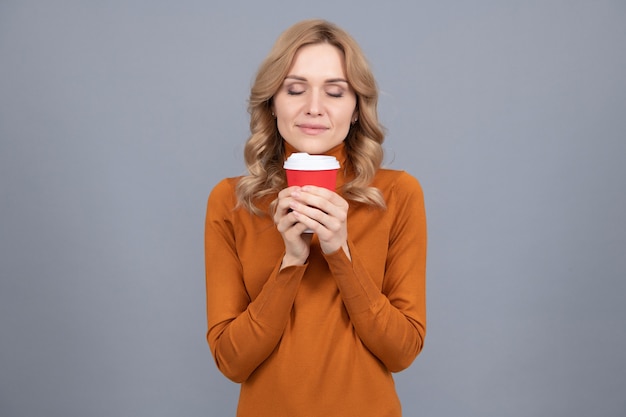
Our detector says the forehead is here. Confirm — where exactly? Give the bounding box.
[288,43,347,79]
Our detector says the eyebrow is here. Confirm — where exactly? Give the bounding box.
[284,75,349,84]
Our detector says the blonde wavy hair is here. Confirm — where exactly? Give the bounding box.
[236,19,386,214]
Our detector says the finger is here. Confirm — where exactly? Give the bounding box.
[296,185,333,200]
[274,187,302,223]
[295,186,348,211]
[289,201,324,226]
[291,220,313,236]
[300,186,348,207]
[292,210,320,233]
[277,185,302,199]
[275,211,300,233]
[291,192,347,223]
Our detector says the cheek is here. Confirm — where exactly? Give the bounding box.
[274,100,295,122]
[276,117,293,140]
[339,97,357,122]
[338,105,357,126]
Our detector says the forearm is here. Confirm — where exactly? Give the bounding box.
[207,262,306,382]
[325,247,425,372]
[343,292,425,372]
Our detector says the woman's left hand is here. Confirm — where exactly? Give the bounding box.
[289,185,351,260]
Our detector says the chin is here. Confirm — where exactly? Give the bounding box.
[291,140,342,155]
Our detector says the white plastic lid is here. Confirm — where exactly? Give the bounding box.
[283,153,340,170]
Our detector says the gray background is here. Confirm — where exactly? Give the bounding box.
[1,1,625,416]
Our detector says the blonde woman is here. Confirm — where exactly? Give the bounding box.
[205,19,427,417]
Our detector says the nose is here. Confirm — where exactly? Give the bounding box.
[306,89,323,116]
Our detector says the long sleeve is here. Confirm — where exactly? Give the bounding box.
[205,164,426,416]
[324,171,427,372]
[204,179,306,382]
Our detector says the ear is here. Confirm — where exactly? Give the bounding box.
[269,100,276,118]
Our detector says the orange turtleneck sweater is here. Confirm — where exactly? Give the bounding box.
[205,142,427,417]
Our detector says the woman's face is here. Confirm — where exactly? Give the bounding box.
[273,43,357,155]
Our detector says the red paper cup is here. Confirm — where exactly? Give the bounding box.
[284,153,340,191]
[284,153,340,233]
[285,168,338,190]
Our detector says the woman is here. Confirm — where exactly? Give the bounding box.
[205,19,427,417]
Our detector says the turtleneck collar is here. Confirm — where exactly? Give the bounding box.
[283,140,352,186]
[283,140,346,162]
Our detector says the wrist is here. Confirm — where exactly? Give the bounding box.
[280,253,307,270]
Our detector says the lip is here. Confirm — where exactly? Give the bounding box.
[297,123,329,135]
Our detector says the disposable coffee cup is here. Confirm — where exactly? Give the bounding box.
[283,152,340,190]
[283,153,340,233]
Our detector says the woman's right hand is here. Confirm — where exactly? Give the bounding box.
[274,186,313,269]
